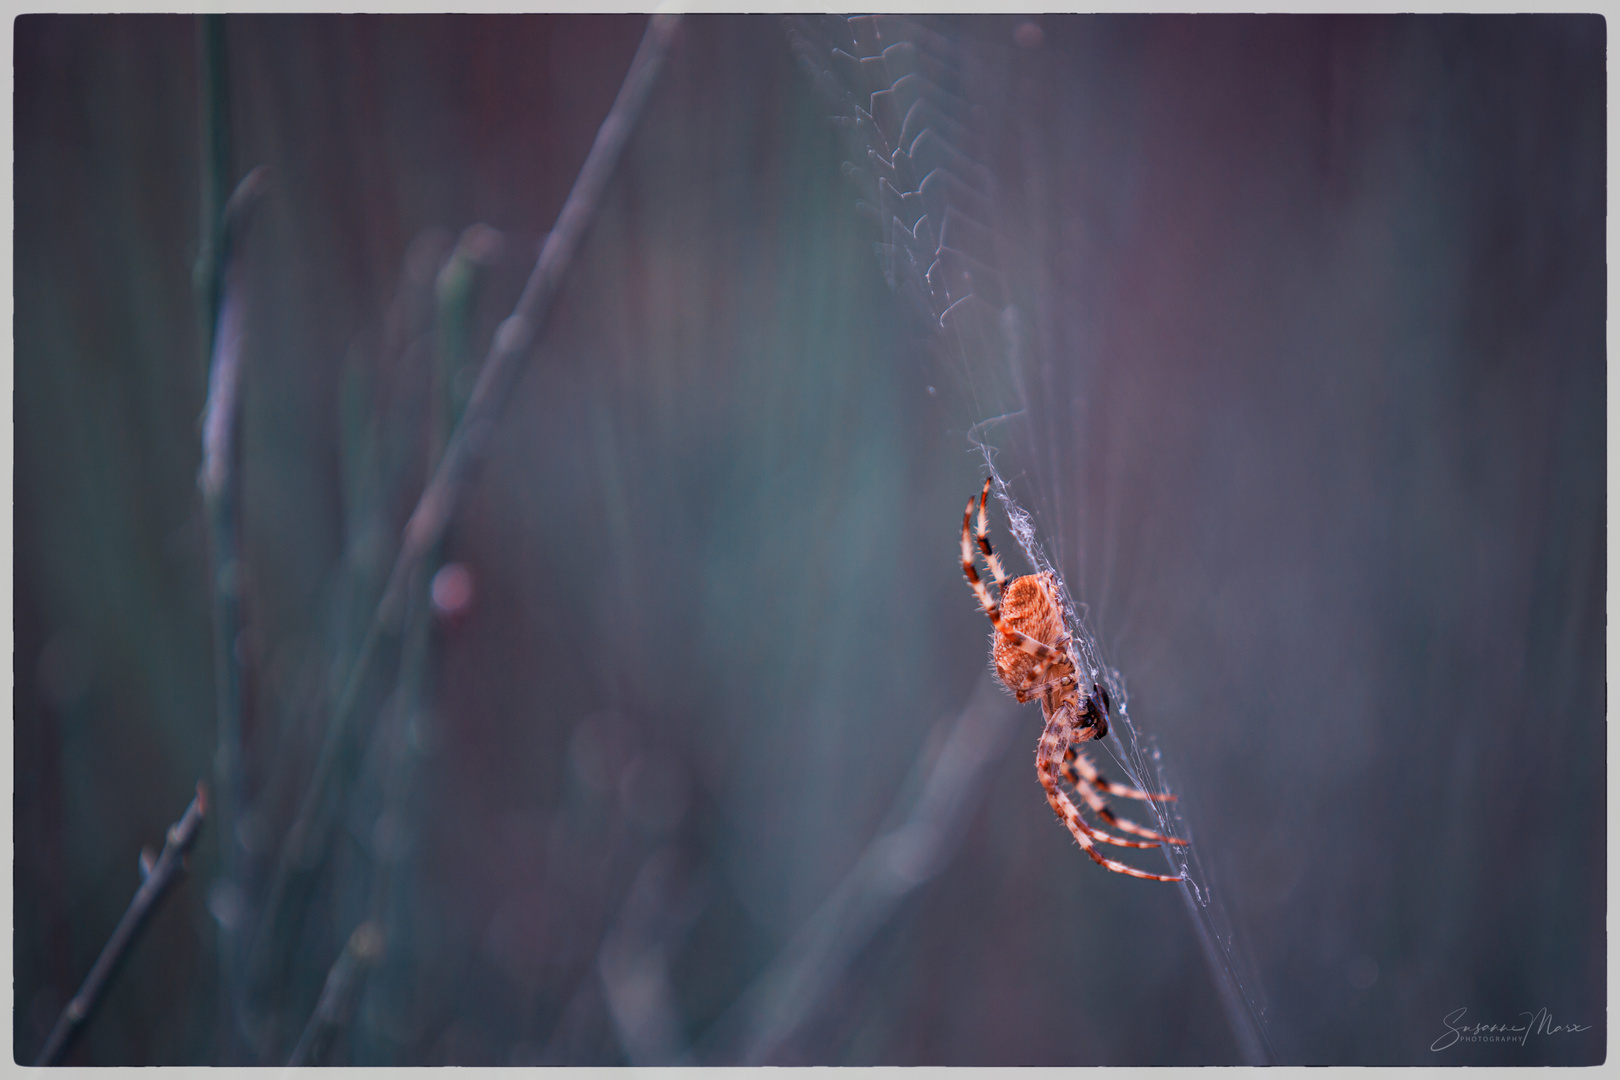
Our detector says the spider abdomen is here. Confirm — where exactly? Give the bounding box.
[991,572,1073,697]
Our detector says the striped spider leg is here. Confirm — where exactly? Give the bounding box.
[961,477,1186,881]
[1063,746,1187,846]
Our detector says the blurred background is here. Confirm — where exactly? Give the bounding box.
[13,13,1604,1066]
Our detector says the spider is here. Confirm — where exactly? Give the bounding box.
[961,477,1187,881]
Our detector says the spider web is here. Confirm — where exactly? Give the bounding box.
[788,13,1276,1065]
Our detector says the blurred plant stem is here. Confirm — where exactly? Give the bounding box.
[35,786,208,1066]
[193,14,230,382]
[193,13,269,1062]
[296,225,502,1065]
[433,224,505,459]
[374,11,679,629]
[695,673,1019,1065]
[285,920,385,1067]
[242,17,681,1027]
[597,848,710,1065]
[198,176,265,839]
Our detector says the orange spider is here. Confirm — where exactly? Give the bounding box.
[961,477,1187,880]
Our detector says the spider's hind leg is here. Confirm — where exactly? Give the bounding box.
[1035,711,1184,880]
[1065,745,1179,803]
[1062,749,1187,846]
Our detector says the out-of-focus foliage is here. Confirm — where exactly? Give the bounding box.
[14,14,1604,1065]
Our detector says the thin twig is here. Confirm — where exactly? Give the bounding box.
[198,167,268,507]
[597,847,709,1065]
[244,13,681,1000]
[282,224,507,1063]
[377,11,680,628]
[197,164,266,1065]
[433,223,506,459]
[284,921,385,1067]
[290,591,429,1064]
[34,785,208,1066]
[192,13,231,380]
[694,672,1021,1065]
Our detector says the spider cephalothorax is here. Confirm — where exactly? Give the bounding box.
[961,477,1186,881]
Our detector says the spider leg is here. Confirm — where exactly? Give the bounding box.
[1035,710,1183,882]
[1018,670,1077,700]
[973,477,1009,592]
[961,484,1074,673]
[1005,663,1072,707]
[963,496,1073,676]
[1065,745,1178,803]
[1063,751,1187,846]
[961,494,1001,620]
[1041,702,1162,848]
[997,624,1070,667]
